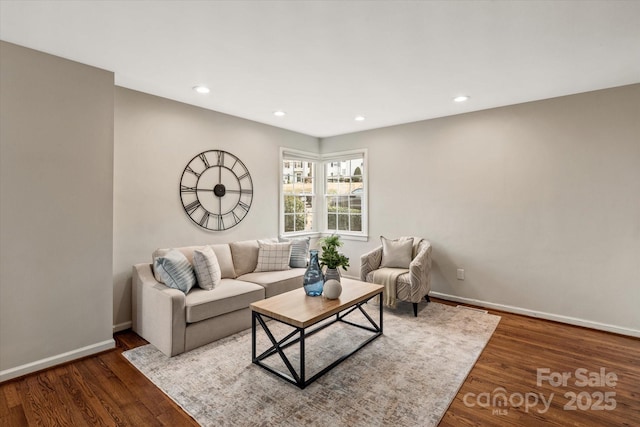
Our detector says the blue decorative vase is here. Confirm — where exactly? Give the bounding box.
[303,250,324,296]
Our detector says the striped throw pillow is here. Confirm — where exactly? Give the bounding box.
[153,249,196,293]
[279,236,310,268]
[193,246,221,290]
[254,241,292,272]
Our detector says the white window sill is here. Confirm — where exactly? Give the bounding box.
[321,231,369,242]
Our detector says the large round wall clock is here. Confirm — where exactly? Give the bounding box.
[179,150,253,231]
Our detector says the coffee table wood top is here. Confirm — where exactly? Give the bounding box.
[250,278,383,328]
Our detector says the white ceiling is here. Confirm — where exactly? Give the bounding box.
[1,1,639,138]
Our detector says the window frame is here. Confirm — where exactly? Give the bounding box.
[279,148,320,237]
[279,148,368,241]
[321,149,368,241]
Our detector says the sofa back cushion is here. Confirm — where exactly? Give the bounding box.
[229,240,259,276]
[229,238,278,276]
[152,244,236,282]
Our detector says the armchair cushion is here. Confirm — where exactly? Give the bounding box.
[380,236,414,268]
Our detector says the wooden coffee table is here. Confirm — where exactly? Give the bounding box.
[250,278,383,389]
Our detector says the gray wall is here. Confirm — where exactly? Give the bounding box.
[322,84,640,335]
[0,42,114,380]
[113,87,318,328]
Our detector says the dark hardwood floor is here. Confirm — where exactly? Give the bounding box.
[1,299,638,426]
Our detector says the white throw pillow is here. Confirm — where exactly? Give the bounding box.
[193,246,222,290]
[254,241,292,272]
[153,249,197,293]
[380,236,414,269]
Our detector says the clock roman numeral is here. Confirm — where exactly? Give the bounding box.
[184,200,201,214]
[217,151,224,166]
[185,166,201,177]
[199,153,209,168]
[218,215,224,230]
[232,210,241,224]
[180,185,197,193]
[238,201,250,212]
[238,172,249,180]
[225,188,253,194]
[199,212,210,227]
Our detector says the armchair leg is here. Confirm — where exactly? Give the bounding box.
[425,295,431,303]
[412,303,418,317]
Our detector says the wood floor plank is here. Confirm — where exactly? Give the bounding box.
[0,299,638,426]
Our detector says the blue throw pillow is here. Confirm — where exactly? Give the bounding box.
[154,249,196,293]
[279,236,310,268]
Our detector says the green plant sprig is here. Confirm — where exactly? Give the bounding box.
[318,235,350,270]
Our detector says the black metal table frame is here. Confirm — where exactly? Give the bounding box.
[251,292,383,389]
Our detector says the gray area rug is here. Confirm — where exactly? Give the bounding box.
[123,302,500,426]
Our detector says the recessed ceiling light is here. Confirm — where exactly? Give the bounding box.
[453,95,469,103]
[354,115,365,121]
[193,85,210,94]
[274,110,286,117]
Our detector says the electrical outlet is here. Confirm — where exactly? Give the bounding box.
[457,268,465,280]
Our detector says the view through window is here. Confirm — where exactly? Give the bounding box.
[324,158,364,233]
[282,160,315,233]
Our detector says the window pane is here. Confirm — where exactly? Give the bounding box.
[327,213,337,230]
[305,212,313,230]
[337,214,349,231]
[284,214,294,232]
[304,195,313,209]
[351,214,362,231]
[349,195,361,212]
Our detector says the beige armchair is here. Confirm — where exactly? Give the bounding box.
[360,237,432,316]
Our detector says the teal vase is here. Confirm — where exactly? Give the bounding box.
[303,250,324,296]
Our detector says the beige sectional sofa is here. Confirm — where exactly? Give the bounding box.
[132,239,305,356]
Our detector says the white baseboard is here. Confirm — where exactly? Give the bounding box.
[0,339,115,383]
[113,321,132,333]
[430,292,640,338]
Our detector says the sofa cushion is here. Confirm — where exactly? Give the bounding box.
[210,244,236,279]
[185,279,265,323]
[153,249,197,294]
[279,236,310,268]
[193,246,221,290]
[229,239,260,276]
[230,238,279,276]
[238,268,305,298]
[254,240,292,272]
[153,244,236,281]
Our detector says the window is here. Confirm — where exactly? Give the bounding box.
[282,151,316,234]
[280,148,367,239]
[324,156,365,234]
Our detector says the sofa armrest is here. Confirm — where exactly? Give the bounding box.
[132,263,186,357]
[409,241,432,297]
[360,246,383,281]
